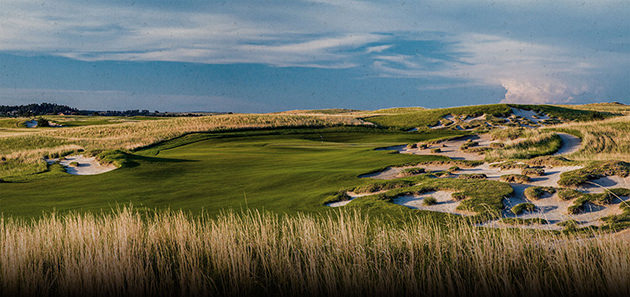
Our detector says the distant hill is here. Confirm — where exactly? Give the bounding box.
[0,103,231,117]
[0,103,79,117]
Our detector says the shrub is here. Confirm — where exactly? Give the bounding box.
[448,166,460,172]
[397,167,425,177]
[406,143,418,149]
[353,180,415,194]
[68,161,79,167]
[418,143,430,149]
[460,140,479,150]
[558,219,579,230]
[322,191,351,204]
[423,196,438,206]
[524,186,555,200]
[558,188,583,201]
[457,173,487,180]
[489,142,505,148]
[430,148,441,153]
[500,174,531,184]
[501,217,548,225]
[567,197,590,214]
[452,192,467,200]
[558,161,630,187]
[522,167,545,177]
[36,117,50,127]
[511,203,536,215]
[490,161,528,170]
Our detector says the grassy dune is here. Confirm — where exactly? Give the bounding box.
[0,208,628,297]
[555,115,630,161]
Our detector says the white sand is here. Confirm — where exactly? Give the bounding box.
[511,108,550,123]
[554,133,582,155]
[46,155,117,175]
[326,191,388,207]
[392,191,473,216]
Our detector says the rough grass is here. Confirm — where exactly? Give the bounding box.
[0,208,629,297]
[524,186,556,200]
[510,202,537,215]
[555,115,630,161]
[500,217,548,225]
[500,174,531,184]
[484,132,562,160]
[558,161,630,187]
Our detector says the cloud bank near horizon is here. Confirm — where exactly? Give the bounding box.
[0,0,629,111]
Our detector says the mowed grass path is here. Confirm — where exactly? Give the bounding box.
[0,127,461,217]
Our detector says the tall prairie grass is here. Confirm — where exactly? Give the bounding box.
[556,115,630,161]
[0,208,628,297]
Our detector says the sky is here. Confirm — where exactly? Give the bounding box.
[0,0,629,112]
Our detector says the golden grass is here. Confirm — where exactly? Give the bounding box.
[556,115,630,161]
[0,208,628,297]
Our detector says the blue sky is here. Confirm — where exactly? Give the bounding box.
[0,0,628,112]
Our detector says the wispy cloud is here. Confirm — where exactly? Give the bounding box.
[0,0,629,106]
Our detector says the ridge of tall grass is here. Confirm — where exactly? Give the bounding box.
[0,207,628,297]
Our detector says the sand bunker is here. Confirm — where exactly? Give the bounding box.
[326,191,387,207]
[510,108,550,123]
[554,133,582,155]
[392,191,473,216]
[378,134,493,161]
[46,155,117,175]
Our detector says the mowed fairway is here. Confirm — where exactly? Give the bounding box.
[0,127,460,217]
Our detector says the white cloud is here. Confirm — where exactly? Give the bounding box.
[0,0,628,104]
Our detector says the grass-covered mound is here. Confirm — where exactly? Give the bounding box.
[364,104,613,130]
[351,176,513,218]
[558,161,630,187]
[524,186,556,200]
[510,202,536,215]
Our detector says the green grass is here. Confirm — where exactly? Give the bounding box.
[0,126,463,218]
[511,202,536,215]
[364,104,512,130]
[500,174,531,184]
[500,217,548,225]
[524,186,556,200]
[558,161,630,187]
[363,104,613,130]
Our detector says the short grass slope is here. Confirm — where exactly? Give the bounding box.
[0,127,459,217]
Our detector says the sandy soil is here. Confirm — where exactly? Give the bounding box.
[392,191,474,216]
[380,134,494,161]
[46,155,117,175]
[348,125,625,230]
[554,133,582,155]
[326,191,387,207]
[510,108,550,123]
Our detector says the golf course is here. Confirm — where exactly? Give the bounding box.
[1,103,630,296]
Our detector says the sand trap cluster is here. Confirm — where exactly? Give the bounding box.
[357,161,629,230]
[46,155,117,175]
[426,108,555,131]
[392,191,474,216]
[376,132,580,166]
[331,129,630,230]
